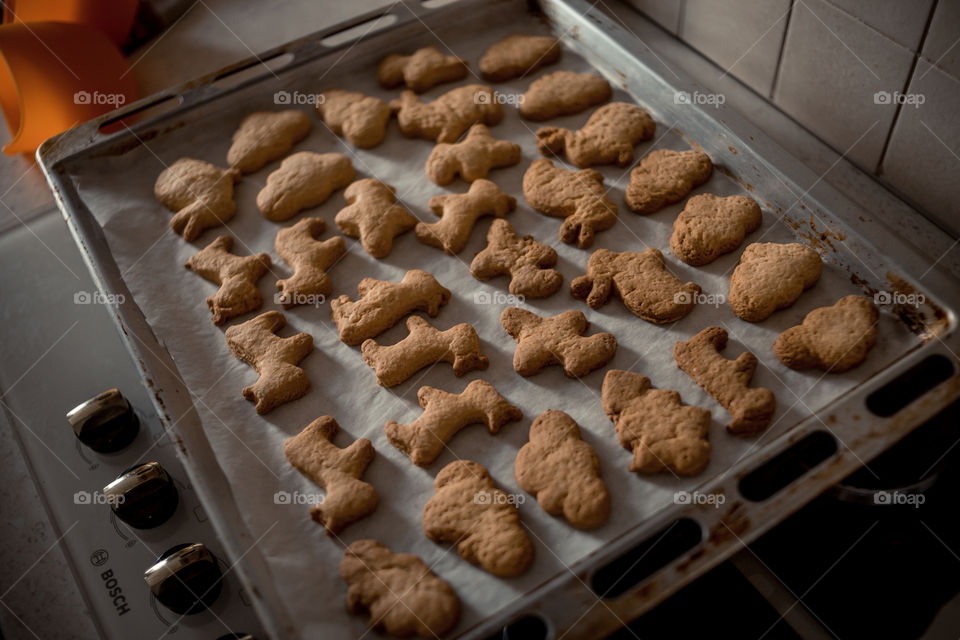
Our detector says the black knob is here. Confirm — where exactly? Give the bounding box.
[67,389,139,453]
[103,462,179,529]
[145,543,223,615]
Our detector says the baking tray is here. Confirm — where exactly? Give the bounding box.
[36,0,960,638]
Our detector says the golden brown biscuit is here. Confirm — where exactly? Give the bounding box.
[154,158,240,242]
[536,102,656,167]
[501,307,617,378]
[729,242,823,322]
[479,34,561,82]
[316,89,390,148]
[416,179,516,254]
[625,149,713,214]
[335,179,417,259]
[378,45,468,93]
[185,235,271,325]
[226,110,311,173]
[256,151,354,222]
[519,70,611,121]
[671,194,762,266]
[391,84,503,143]
[425,124,522,185]
[274,217,345,308]
[774,295,878,372]
[470,219,562,298]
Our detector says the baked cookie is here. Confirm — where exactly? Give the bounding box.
[601,369,711,475]
[671,194,762,266]
[501,307,617,378]
[515,410,611,529]
[386,380,522,467]
[729,242,823,322]
[335,179,417,259]
[570,248,701,324]
[256,151,354,222]
[226,110,311,173]
[674,326,775,435]
[154,158,240,241]
[391,84,503,143]
[341,539,460,638]
[416,179,516,254]
[625,149,712,214]
[330,270,451,345]
[274,217,345,308]
[522,158,617,249]
[425,124,522,185]
[536,102,656,167]
[361,316,489,387]
[316,89,390,148]
[519,70,611,121]
[423,460,534,577]
[284,416,377,535]
[224,310,313,414]
[774,295,878,372]
[479,34,561,81]
[378,45,468,93]
[185,235,271,325]
[470,219,562,298]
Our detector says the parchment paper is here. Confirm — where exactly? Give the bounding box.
[69,8,919,637]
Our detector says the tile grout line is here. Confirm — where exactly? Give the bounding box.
[768,0,796,101]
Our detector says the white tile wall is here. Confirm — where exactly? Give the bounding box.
[623,0,683,33]
[922,0,960,81]
[826,0,933,50]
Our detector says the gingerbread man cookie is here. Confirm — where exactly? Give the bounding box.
[522,158,618,249]
[386,379,522,467]
[226,110,311,173]
[224,310,313,414]
[515,410,611,529]
[729,242,823,322]
[284,416,377,535]
[671,194,762,266]
[391,84,503,144]
[425,124,522,185]
[335,179,417,259]
[601,370,711,475]
[256,151,354,222]
[536,102,656,168]
[416,179,516,254]
[330,270,451,345]
[154,158,240,242]
[470,219,562,298]
[571,248,701,324]
[479,34,561,81]
[674,326,775,435]
[625,149,712,214]
[185,235,271,325]
[275,218,345,308]
[423,460,534,577]
[774,295,878,373]
[520,70,611,121]
[361,317,489,387]
[378,45,468,93]
[501,307,617,378]
[316,89,390,149]
[341,539,460,638]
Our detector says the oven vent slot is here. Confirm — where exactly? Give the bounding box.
[490,615,549,640]
[739,430,838,502]
[866,354,955,417]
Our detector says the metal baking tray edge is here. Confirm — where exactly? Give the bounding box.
[35,1,960,638]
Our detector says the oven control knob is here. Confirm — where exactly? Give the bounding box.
[145,543,223,615]
[103,462,178,529]
[67,388,139,453]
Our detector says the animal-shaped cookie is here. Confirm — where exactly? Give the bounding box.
[729,242,823,322]
[501,307,617,378]
[416,179,516,254]
[570,248,701,324]
[284,416,377,535]
[154,158,240,241]
[224,310,313,413]
[470,219,562,298]
[520,70,611,121]
[774,295,878,372]
[425,124,522,185]
[423,460,534,577]
[522,158,617,249]
[330,270,451,345]
[479,34,561,81]
[625,149,713,214]
[316,89,390,148]
[674,326,775,435]
[361,317,489,387]
[601,370,711,475]
[671,194,762,266]
[386,380,522,467]
[256,151,354,222]
[341,539,460,638]
[391,84,503,143]
[536,102,656,167]
[274,218,345,308]
[378,45,468,93]
[335,179,417,258]
[185,235,271,325]
[514,410,610,529]
[226,110,311,173]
